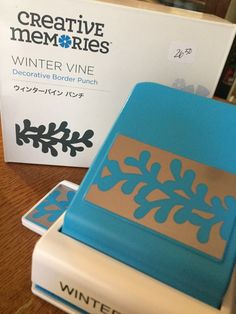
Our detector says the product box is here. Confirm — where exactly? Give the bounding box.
[0,0,235,167]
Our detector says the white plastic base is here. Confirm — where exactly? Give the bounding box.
[32,284,84,314]
[31,215,236,314]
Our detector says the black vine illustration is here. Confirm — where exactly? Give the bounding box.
[15,119,94,157]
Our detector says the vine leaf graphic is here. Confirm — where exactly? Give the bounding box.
[94,150,236,245]
[33,189,76,223]
[15,119,94,157]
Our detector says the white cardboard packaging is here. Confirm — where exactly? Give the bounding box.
[0,0,235,167]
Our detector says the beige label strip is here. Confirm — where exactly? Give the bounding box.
[86,134,236,260]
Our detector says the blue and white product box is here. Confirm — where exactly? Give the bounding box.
[32,83,236,314]
[0,0,235,167]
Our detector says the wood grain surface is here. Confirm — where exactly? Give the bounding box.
[0,124,87,314]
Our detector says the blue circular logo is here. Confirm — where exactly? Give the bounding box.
[58,35,72,48]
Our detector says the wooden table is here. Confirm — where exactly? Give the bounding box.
[0,125,87,314]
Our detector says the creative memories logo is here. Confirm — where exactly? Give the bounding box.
[10,11,111,54]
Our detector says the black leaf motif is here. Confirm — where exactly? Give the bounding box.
[15,119,94,157]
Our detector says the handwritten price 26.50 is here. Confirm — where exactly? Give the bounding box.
[174,48,192,59]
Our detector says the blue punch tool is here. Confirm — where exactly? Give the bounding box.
[31,83,236,314]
